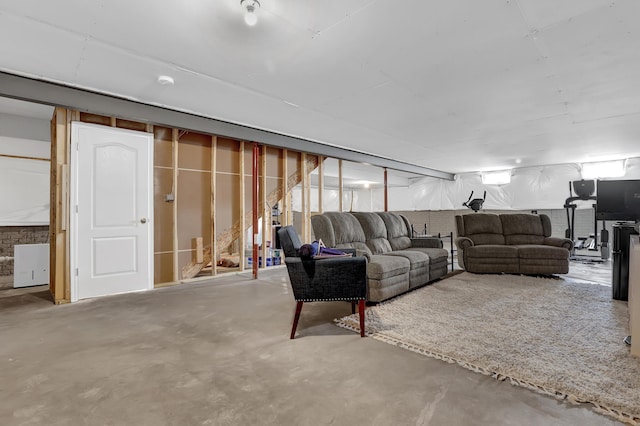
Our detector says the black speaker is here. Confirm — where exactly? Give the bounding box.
[573,180,595,199]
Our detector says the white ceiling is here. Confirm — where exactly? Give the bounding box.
[1,0,640,175]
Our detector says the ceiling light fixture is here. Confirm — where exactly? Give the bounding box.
[481,170,512,185]
[157,75,174,86]
[241,0,260,26]
[581,159,626,179]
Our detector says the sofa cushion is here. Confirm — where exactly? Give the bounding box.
[383,250,429,270]
[311,215,336,247]
[466,245,519,259]
[353,212,392,254]
[459,214,505,245]
[367,254,410,280]
[500,214,547,245]
[516,245,570,260]
[407,247,449,264]
[377,212,412,250]
[323,212,372,256]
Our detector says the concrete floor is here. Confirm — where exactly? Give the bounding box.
[0,266,622,426]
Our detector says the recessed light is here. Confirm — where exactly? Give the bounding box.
[157,75,175,86]
[515,158,522,164]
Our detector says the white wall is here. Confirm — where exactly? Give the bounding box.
[294,157,640,213]
[400,158,640,211]
[0,113,51,225]
[0,113,50,159]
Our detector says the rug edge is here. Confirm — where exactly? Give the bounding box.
[334,318,640,426]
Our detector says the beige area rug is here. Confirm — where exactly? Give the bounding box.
[335,272,640,425]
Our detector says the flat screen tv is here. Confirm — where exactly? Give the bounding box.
[596,179,640,222]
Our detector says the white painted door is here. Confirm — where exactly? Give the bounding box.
[70,122,153,301]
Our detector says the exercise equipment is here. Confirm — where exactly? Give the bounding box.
[463,191,486,212]
[564,180,609,260]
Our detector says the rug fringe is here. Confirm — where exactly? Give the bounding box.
[334,319,640,426]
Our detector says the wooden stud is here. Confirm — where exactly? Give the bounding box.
[318,156,324,214]
[338,159,344,212]
[64,110,78,301]
[300,153,307,241]
[172,128,179,281]
[50,108,68,302]
[282,149,289,226]
[261,145,268,269]
[301,153,312,242]
[195,237,204,263]
[239,141,245,271]
[211,135,217,276]
[0,153,49,161]
[384,167,388,212]
[252,143,259,278]
[60,165,68,231]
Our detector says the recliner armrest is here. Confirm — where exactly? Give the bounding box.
[543,237,574,251]
[410,237,443,249]
[455,237,474,251]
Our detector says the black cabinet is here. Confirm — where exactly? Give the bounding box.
[612,223,639,301]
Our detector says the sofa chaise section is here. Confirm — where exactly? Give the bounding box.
[377,212,449,281]
[353,212,430,290]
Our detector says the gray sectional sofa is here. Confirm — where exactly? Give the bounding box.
[455,213,573,275]
[311,212,449,302]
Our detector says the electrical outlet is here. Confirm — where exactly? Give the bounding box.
[165,194,175,202]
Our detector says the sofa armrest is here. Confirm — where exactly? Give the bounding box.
[455,237,474,251]
[543,237,574,251]
[410,237,443,249]
[355,250,371,262]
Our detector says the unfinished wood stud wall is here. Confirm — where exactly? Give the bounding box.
[48,110,323,301]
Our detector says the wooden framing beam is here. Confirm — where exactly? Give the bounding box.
[282,149,289,226]
[252,142,259,279]
[261,145,268,269]
[50,108,69,303]
[384,167,388,212]
[239,141,246,271]
[172,128,179,281]
[301,153,310,242]
[318,156,324,214]
[0,153,49,161]
[338,159,344,212]
[211,135,217,276]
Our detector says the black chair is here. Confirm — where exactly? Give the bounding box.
[277,226,367,339]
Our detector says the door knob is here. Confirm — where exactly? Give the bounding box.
[140,218,148,224]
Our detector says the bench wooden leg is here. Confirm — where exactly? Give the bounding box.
[290,301,303,339]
